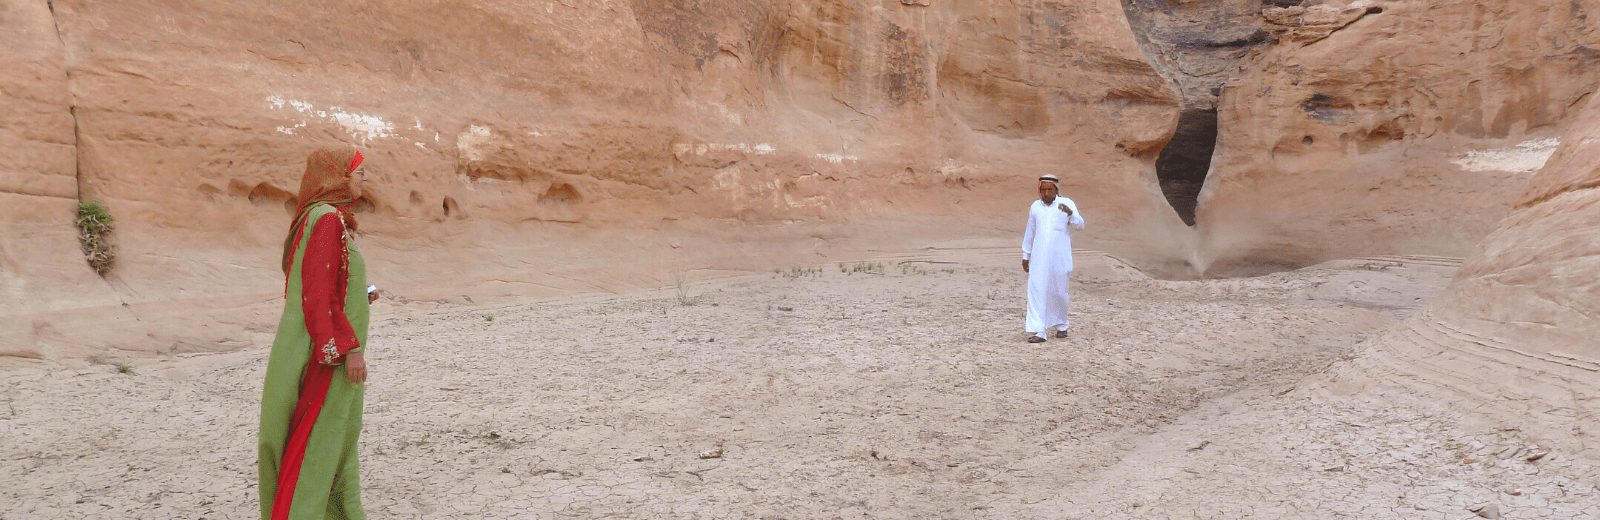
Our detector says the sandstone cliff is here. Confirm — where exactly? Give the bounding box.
[3,0,1600,363]
[1197,0,1600,275]
[1330,92,1600,459]
[3,0,1185,357]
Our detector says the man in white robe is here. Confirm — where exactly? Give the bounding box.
[1022,174,1084,343]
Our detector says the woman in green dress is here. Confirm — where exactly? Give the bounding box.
[259,145,372,520]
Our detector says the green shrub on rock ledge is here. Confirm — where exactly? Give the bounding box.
[75,201,116,276]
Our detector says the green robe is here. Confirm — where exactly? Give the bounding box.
[259,203,369,520]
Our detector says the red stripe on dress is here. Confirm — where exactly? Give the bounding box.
[271,362,337,520]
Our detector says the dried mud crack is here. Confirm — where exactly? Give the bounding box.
[3,255,1596,519]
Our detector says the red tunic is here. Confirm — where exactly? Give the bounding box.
[299,212,361,364]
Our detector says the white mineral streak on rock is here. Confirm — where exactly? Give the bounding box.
[1451,138,1560,173]
[816,153,859,164]
[458,125,494,161]
[671,143,776,156]
[265,96,396,142]
[330,112,396,142]
[711,167,751,211]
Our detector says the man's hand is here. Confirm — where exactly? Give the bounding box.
[1022,259,1029,273]
[1057,203,1072,216]
[345,351,368,384]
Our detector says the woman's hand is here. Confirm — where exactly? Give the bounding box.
[345,351,368,384]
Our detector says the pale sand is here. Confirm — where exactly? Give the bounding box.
[3,250,1597,519]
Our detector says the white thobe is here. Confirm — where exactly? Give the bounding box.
[1022,196,1084,335]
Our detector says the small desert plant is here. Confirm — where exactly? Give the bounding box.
[484,315,495,322]
[782,266,821,279]
[484,431,515,449]
[75,201,116,276]
[847,262,883,275]
[115,362,135,375]
[675,271,694,305]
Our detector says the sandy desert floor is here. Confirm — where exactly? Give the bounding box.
[3,249,1598,519]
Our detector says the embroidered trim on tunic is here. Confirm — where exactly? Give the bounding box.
[320,338,340,365]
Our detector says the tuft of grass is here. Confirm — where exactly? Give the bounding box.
[484,315,494,322]
[846,262,883,275]
[75,201,116,276]
[484,431,515,449]
[675,271,694,306]
[116,362,135,375]
[781,266,821,279]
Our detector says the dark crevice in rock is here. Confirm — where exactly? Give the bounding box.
[1118,0,1270,228]
[70,106,83,202]
[1155,108,1218,226]
[46,0,83,203]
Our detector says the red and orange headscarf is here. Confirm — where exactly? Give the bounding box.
[280,146,364,274]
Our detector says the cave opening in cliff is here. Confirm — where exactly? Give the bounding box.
[1154,108,1218,226]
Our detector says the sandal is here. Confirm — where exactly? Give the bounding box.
[1055,330,1069,338]
[1027,336,1046,343]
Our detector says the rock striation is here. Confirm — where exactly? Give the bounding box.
[3,0,1599,371]
[2,0,1189,357]
[1198,0,1600,275]
[1333,92,1600,460]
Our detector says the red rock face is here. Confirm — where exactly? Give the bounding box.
[1,0,1188,355]
[1349,92,1600,459]
[1197,0,1600,275]
[3,0,1599,360]
[0,0,109,356]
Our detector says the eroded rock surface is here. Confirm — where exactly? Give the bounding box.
[2,0,1188,357]
[1198,0,1600,275]
[1337,93,1600,460]
[3,0,1599,374]
[1121,0,1273,110]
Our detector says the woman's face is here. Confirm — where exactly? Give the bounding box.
[349,166,368,198]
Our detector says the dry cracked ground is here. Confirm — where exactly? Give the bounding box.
[3,250,1598,519]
